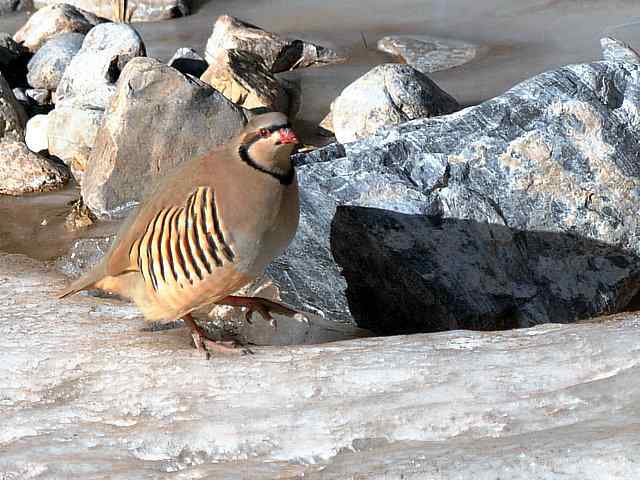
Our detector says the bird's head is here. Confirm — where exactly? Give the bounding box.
[236,112,299,185]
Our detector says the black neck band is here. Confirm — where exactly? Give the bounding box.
[238,145,295,185]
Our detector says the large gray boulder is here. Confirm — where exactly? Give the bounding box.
[13,4,105,52]
[328,63,460,143]
[266,60,640,333]
[82,57,247,218]
[27,32,84,90]
[205,15,344,73]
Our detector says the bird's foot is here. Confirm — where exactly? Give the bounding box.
[216,295,309,329]
[183,313,252,358]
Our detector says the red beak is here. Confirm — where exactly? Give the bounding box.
[278,127,299,145]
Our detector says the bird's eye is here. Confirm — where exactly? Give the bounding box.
[259,128,270,138]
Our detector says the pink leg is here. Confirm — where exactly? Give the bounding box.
[182,313,251,357]
[215,295,301,327]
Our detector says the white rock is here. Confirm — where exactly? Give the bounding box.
[25,114,49,152]
[330,63,459,143]
[1,253,640,477]
[55,22,146,106]
[47,96,103,182]
[0,141,68,194]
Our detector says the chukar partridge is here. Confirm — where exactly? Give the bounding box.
[59,112,301,355]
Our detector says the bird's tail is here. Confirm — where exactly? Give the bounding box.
[57,262,107,299]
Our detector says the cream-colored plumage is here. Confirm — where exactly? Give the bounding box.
[59,112,300,354]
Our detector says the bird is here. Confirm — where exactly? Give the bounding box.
[59,112,302,355]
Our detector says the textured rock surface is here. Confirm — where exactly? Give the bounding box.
[265,60,640,333]
[48,23,145,182]
[200,49,291,114]
[33,0,189,22]
[13,4,105,52]
[47,95,103,181]
[205,15,344,73]
[2,253,640,478]
[0,141,68,194]
[25,113,49,152]
[83,57,247,218]
[0,0,29,13]
[378,35,485,73]
[167,47,207,77]
[55,22,146,105]
[0,72,27,141]
[601,36,640,63]
[27,32,84,90]
[329,63,460,143]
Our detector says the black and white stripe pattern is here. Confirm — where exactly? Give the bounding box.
[130,187,235,291]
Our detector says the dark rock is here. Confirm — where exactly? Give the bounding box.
[168,47,207,77]
[27,32,84,90]
[205,15,344,74]
[266,61,640,333]
[327,63,460,143]
[0,33,30,88]
[0,72,27,142]
[600,37,640,64]
[82,57,247,218]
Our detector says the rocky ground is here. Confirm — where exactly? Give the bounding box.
[2,253,640,478]
[2,1,640,478]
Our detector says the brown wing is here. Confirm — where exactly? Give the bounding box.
[128,186,236,294]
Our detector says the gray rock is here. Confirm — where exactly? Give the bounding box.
[200,49,292,115]
[33,0,189,22]
[0,140,69,194]
[25,113,49,152]
[82,57,247,218]
[205,15,345,74]
[48,23,145,183]
[47,95,104,181]
[377,35,485,73]
[0,0,29,13]
[13,4,105,52]
[25,87,51,105]
[11,87,28,103]
[265,61,640,333]
[27,32,85,90]
[600,36,640,64]
[329,63,460,143]
[55,23,146,106]
[0,72,27,142]
[168,47,207,77]
[4,253,640,477]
